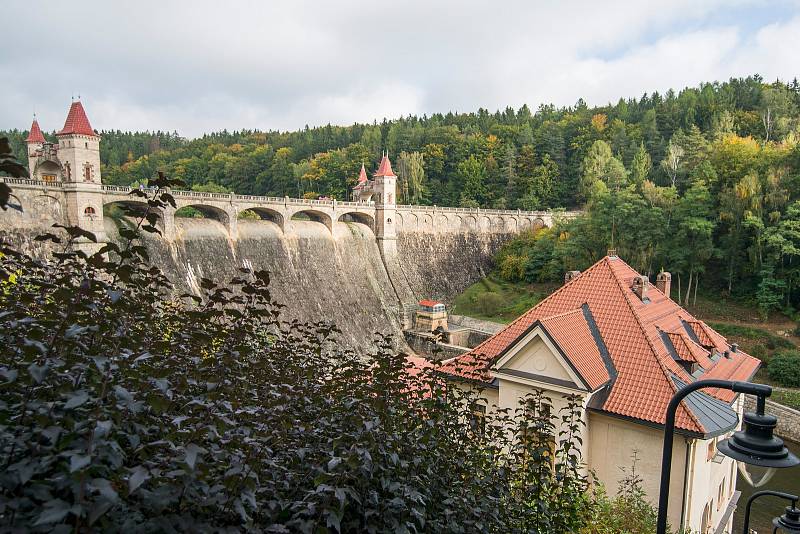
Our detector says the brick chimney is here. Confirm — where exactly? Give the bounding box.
[656,271,671,299]
[632,275,649,302]
[564,270,581,284]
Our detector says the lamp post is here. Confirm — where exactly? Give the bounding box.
[655,379,800,534]
[741,490,800,534]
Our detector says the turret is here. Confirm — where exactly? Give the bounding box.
[373,152,397,257]
[25,118,46,162]
[56,100,101,184]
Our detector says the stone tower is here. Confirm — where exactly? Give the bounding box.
[25,118,45,164]
[373,152,397,257]
[56,101,106,241]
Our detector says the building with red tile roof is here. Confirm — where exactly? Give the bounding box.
[437,255,759,533]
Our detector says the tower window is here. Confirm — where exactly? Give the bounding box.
[83,163,93,182]
[84,206,96,218]
[85,142,88,149]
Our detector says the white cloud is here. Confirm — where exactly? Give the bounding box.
[1,0,797,137]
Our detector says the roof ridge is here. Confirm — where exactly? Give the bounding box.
[540,306,584,322]
[608,257,703,432]
[463,257,611,358]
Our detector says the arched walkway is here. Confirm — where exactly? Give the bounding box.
[290,209,333,232]
[244,207,285,231]
[338,211,375,232]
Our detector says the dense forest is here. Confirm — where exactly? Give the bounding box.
[4,74,800,309]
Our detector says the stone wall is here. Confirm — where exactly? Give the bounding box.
[744,395,800,443]
[394,231,514,304]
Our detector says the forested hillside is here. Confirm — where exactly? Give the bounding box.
[4,75,800,309]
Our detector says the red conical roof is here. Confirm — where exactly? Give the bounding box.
[374,153,396,177]
[26,119,46,144]
[57,101,97,137]
[358,163,368,183]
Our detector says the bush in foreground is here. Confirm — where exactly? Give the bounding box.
[0,176,607,533]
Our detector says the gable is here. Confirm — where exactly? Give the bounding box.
[492,325,586,391]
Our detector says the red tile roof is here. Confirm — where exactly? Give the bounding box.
[419,299,442,307]
[664,331,713,368]
[57,101,96,137]
[439,256,760,434]
[374,154,396,177]
[26,119,46,144]
[540,308,610,390]
[358,163,368,183]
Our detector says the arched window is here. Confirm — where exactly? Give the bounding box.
[84,206,96,218]
[83,163,93,182]
[64,162,71,180]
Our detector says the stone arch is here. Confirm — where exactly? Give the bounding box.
[32,195,63,219]
[243,206,285,231]
[337,211,375,232]
[506,217,518,232]
[520,218,532,231]
[479,216,491,231]
[290,209,333,232]
[104,200,168,233]
[490,217,505,232]
[436,214,449,228]
[176,203,231,227]
[405,212,418,231]
[463,215,477,231]
[422,213,433,230]
[533,217,546,230]
[33,159,62,182]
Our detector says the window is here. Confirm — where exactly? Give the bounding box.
[84,206,96,218]
[85,142,88,149]
[64,162,71,180]
[42,174,56,182]
[468,403,486,436]
[83,163,92,182]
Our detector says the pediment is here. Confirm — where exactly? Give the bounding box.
[491,324,587,391]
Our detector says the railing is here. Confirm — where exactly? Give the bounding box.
[2,178,64,188]
[15,181,579,220]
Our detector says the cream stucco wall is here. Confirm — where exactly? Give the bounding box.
[502,335,576,384]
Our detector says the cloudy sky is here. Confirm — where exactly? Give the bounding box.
[2,0,798,137]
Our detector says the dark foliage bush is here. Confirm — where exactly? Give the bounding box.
[0,175,597,531]
[768,351,800,388]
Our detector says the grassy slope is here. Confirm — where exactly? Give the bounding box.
[450,276,558,324]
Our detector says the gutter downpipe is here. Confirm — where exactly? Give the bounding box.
[680,438,695,531]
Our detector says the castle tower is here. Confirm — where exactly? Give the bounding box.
[56,101,101,184]
[56,101,106,242]
[25,118,46,163]
[373,152,397,256]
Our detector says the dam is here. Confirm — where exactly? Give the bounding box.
[4,104,578,351]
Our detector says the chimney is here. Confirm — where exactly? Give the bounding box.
[656,271,671,299]
[564,270,581,284]
[632,275,649,302]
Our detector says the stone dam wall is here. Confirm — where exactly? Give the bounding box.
[0,202,516,352]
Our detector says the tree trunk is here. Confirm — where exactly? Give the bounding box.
[693,272,700,307]
[677,273,682,306]
[685,271,693,308]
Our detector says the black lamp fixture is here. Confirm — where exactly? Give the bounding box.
[718,393,800,488]
[741,490,800,534]
[656,380,800,534]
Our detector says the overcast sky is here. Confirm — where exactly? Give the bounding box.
[2,0,798,138]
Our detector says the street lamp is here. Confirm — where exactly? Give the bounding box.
[741,490,800,534]
[655,380,800,534]
[717,393,799,488]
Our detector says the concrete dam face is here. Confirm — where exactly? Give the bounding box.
[1,182,569,352]
[121,217,517,352]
